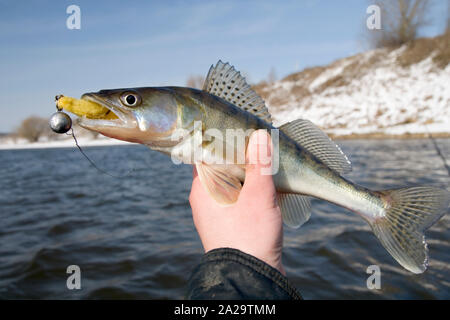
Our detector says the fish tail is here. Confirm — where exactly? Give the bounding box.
[369,186,449,273]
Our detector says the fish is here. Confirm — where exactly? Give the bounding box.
[63,61,449,274]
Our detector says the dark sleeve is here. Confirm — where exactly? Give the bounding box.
[186,248,302,300]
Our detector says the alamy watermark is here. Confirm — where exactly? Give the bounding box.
[169,122,280,175]
[66,265,81,290]
[366,5,381,30]
[66,5,81,30]
[366,265,381,289]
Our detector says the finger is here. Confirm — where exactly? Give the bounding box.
[242,129,276,198]
[190,164,212,205]
[190,165,202,201]
[192,165,198,179]
[191,165,199,190]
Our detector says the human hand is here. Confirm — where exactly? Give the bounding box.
[189,130,285,274]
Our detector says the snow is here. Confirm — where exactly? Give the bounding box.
[1,44,449,150]
[263,44,450,136]
[0,136,134,150]
[308,58,352,91]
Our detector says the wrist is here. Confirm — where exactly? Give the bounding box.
[204,245,285,275]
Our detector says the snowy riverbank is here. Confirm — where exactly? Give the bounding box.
[0,136,134,150]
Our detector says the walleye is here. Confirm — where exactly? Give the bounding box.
[60,61,449,274]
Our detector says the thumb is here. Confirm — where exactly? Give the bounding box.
[242,129,276,198]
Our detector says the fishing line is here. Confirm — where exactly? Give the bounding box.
[67,129,134,178]
[425,125,450,177]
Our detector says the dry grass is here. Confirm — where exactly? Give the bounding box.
[251,82,270,99]
[432,31,450,68]
[253,66,326,109]
[317,75,349,91]
[399,116,418,124]
[253,32,448,107]
[283,65,325,83]
[186,75,204,89]
[397,32,450,67]
[252,32,448,126]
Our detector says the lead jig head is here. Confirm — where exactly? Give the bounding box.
[49,111,72,134]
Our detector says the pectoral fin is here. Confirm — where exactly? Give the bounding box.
[196,163,242,206]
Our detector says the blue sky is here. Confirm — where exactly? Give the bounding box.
[0,0,447,132]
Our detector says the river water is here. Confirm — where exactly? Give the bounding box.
[0,139,449,299]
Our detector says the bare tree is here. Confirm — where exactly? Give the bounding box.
[267,67,277,84]
[446,0,450,33]
[16,116,52,142]
[368,0,432,48]
[186,75,204,89]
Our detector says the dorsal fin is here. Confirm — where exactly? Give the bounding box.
[279,119,352,174]
[203,60,272,124]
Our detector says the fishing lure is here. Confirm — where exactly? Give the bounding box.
[48,95,72,133]
[49,95,132,178]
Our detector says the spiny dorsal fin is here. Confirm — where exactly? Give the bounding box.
[279,119,352,174]
[277,193,312,228]
[203,60,272,124]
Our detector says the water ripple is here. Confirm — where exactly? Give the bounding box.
[0,140,449,299]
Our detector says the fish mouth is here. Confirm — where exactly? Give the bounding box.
[78,93,136,130]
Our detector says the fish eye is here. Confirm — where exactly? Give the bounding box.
[120,92,141,107]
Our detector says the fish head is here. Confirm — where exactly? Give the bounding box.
[79,87,191,146]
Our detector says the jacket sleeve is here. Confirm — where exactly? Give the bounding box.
[186,248,302,300]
